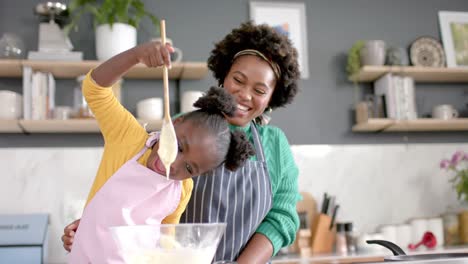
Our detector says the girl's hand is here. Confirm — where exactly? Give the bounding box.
[61,219,80,252]
[133,41,175,68]
[91,40,175,87]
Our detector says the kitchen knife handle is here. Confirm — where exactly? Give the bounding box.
[321,193,329,214]
[329,205,339,230]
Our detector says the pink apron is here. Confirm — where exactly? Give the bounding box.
[68,132,182,264]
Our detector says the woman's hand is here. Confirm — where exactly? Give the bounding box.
[61,219,80,252]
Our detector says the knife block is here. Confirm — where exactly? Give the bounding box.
[310,213,335,254]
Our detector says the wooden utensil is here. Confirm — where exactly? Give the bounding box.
[157,19,178,180]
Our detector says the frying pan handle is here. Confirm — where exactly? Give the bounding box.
[366,240,407,256]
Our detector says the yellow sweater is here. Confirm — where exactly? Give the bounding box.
[82,71,193,224]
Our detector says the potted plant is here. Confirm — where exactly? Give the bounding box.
[346,40,365,115]
[66,0,159,61]
[346,40,364,80]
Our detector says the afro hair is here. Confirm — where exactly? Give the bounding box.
[207,21,300,110]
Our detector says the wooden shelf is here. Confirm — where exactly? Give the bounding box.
[349,65,468,83]
[0,59,208,79]
[386,118,468,132]
[19,119,100,133]
[0,119,162,133]
[353,118,468,132]
[352,118,393,132]
[0,59,22,78]
[0,120,22,133]
[0,58,202,135]
[179,62,210,79]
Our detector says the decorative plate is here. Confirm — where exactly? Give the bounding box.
[409,37,446,67]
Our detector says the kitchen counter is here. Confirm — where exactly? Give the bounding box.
[363,259,468,264]
[271,252,383,264]
[271,245,468,264]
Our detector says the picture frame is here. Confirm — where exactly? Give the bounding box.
[249,1,309,79]
[438,11,468,68]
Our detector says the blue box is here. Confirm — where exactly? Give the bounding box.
[0,214,49,264]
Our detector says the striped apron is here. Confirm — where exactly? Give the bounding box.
[181,122,273,262]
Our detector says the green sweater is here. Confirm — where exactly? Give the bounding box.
[232,123,301,255]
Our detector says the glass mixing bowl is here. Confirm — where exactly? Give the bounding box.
[110,223,226,264]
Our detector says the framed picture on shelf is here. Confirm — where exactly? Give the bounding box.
[249,1,309,79]
[439,11,468,68]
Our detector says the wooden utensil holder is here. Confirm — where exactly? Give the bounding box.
[310,213,335,254]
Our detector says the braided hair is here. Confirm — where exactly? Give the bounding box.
[182,87,254,171]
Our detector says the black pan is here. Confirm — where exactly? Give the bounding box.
[367,240,468,261]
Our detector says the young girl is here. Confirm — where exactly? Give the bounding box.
[67,43,254,263]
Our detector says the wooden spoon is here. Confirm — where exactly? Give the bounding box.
[157,19,178,180]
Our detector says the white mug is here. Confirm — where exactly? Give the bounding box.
[432,104,459,120]
[136,97,163,120]
[181,91,204,113]
[151,37,183,63]
[0,90,22,119]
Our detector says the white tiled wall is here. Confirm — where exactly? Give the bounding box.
[0,143,466,263]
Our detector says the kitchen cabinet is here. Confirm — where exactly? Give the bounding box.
[0,59,208,134]
[349,66,468,133]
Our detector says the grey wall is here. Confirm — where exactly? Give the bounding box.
[0,0,467,147]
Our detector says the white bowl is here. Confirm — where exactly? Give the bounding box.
[180,90,204,113]
[137,97,163,120]
[0,90,22,119]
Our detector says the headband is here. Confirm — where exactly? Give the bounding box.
[233,49,281,79]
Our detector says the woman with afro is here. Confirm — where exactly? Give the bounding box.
[62,22,301,263]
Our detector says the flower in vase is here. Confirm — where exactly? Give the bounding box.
[441,150,468,202]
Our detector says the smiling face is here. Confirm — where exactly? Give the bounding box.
[146,119,221,180]
[223,55,277,127]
